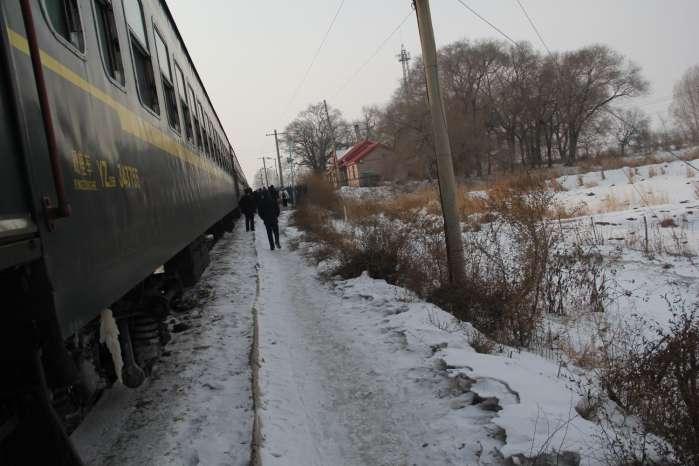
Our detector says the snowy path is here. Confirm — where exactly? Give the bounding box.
[256,213,501,465]
[72,227,258,466]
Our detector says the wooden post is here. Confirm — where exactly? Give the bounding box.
[643,215,649,255]
[414,0,466,285]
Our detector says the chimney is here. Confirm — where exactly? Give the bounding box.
[354,124,362,143]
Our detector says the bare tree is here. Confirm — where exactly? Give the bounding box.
[671,65,699,144]
[283,102,350,173]
[371,40,649,179]
[611,108,650,156]
[558,45,648,164]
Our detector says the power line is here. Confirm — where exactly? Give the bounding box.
[279,0,347,119]
[514,0,550,55]
[453,0,518,47]
[334,9,415,98]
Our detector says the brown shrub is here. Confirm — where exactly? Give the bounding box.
[660,217,678,228]
[429,177,563,348]
[298,173,341,214]
[333,218,408,283]
[602,301,699,465]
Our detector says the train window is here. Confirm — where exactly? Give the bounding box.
[198,102,208,155]
[202,117,209,156]
[176,64,194,142]
[195,101,203,151]
[122,0,146,47]
[94,0,124,84]
[154,29,179,132]
[43,0,84,51]
[123,0,158,113]
[188,85,200,147]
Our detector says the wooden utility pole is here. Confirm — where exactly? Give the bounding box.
[258,157,270,186]
[323,99,340,188]
[266,130,286,188]
[414,0,466,284]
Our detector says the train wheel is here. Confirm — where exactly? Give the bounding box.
[0,265,84,465]
[1,350,84,466]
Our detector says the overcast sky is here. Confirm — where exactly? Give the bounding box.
[166,0,699,182]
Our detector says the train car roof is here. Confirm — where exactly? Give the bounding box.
[159,0,242,177]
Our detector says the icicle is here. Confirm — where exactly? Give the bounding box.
[100,309,123,384]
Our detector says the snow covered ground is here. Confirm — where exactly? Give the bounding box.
[256,213,503,465]
[69,150,699,465]
[259,213,614,465]
[71,228,257,466]
[552,154,699,340]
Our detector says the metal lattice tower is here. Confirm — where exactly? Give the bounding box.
[397,44,411,89]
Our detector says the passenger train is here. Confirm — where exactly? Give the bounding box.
[0,0,246,463]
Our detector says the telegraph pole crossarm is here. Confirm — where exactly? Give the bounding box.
[414,0,466,285]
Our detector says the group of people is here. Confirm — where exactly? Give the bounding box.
[239,185,289,251]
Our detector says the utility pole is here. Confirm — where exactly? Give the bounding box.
[323,99,340,188]
[397,44,411,90]
[266,130,286,188]
[258,157,270,186]
[414,0,466,285]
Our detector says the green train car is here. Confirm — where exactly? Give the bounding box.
[0,0,246,463]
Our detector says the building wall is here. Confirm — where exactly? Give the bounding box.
[348,147,396,187]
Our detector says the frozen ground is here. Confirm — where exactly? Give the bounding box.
[71,228,257,466]
[256,213,503,465]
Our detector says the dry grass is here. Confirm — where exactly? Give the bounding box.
[687,166,696,178]
[625,168,637,184]
[548,177,567,192]
[599,193,629,213]
[641,189,670,206]
[578,154,661,173]
[560,340,605,370]
[676,147,699,162]
[584,180,599,188]
[548,202,589,220]
[647,166,658,178]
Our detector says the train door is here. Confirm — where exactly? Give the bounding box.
[0,26,38,269]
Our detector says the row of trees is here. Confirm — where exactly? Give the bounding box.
[284,38,698,180]
[376,40,650,178]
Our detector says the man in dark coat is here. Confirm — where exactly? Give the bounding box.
[239,187,257,232]
[257,189,281,250]
[268,184,279,201]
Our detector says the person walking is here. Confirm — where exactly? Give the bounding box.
[281,190,289,208]
[239,187,257,232]
[257,189,281,250]
[268,184,279,202]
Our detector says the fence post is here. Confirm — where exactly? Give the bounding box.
[643,216,649,255]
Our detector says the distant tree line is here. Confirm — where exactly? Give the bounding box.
[284,38,699,179]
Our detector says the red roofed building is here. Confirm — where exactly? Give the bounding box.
[337,140,396,187]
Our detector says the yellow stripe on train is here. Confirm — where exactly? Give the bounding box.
[7,27,229,181]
